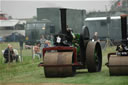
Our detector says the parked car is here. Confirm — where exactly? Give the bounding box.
[4,32,25,42]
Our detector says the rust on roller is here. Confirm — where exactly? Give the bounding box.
[44,52,73,77]
[107,55,128,76]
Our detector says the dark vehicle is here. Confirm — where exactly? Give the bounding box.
[4,32,25,42]
[25,20,55,45]
[39,8,102,77]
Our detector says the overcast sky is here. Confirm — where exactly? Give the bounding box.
[1,0,113,19]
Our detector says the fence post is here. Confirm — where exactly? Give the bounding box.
[19,41,23,62]
[32,46,34,60]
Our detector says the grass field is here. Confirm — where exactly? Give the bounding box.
[0,42,128,85]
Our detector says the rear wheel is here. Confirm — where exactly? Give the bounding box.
[80,26,90,66]
[86,41,102,72]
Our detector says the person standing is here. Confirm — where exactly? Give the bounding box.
[40,35,46,49]
[92,32,100,42]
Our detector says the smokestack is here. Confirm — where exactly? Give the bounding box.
[60,8,67,34]
[121,15,127,44]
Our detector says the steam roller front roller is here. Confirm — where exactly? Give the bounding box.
[107,54,128,76]
[86,41,102,72]
[43,52,75,77]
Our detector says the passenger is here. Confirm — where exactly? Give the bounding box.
[4,44,19,63]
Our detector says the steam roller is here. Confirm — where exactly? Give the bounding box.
[106,15,128,76]
[39,8,102,77]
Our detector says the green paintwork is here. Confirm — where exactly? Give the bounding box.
[72,33,80,56]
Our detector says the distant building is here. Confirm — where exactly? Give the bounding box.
[85,16,128,42]
[0,12,26,42]
[0,11,8,20]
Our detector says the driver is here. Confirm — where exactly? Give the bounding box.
[66,25,75,44]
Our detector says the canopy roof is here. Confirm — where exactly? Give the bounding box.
[0,20,19,27]
[85,16,120,21]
